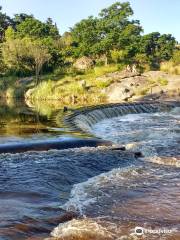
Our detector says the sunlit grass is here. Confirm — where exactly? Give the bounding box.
[30,64,119,103]
[160,61,180,75]
[94,65,119,77]
[157,77,168,86]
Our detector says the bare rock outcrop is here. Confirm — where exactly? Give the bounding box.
[105,75,148,102]
[104,70,180,102]
[97,70,140,82]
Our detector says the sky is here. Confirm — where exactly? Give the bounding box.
[0,0,179,42]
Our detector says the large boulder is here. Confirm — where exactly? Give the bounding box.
[106,75,148,102]
[73,56,94,71]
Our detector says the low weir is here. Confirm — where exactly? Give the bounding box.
[0,138,112,154]
[65,101,178,132]
[0,101,179,154]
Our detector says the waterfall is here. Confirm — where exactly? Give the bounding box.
[64,101,176,132]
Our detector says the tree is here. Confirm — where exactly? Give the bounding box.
[2,36,33,76]
[0,6,13,41]
[12,13,34,29]
[29,40,51,84]
[156,34,176,61]
[16,17,59,39]
[46,18,59,39]
[71,16,99,57]
[139,32,176,69]
[2,32,51,80]
[56,32,74,65]
[96,2,142,64]
[71,2,142,65]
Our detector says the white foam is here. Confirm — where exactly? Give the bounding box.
[147,156,180,168]
[51,218,117,240]
[62,166,149,215]
[91,107,180,161]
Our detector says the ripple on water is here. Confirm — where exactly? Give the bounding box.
[54,107,180,239]
[0,147,135,239]
[91,107,180,163]
[0,107,180,239]
[58,163,180,239]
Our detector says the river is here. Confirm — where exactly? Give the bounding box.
[0,100,179,240]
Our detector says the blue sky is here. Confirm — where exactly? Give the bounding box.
[1,0,179,41]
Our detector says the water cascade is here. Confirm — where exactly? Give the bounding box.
[65,101,176,132]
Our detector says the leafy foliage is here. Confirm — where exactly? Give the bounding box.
[71,2,142,63]
[0,6,13,41]
[0,1,178,86]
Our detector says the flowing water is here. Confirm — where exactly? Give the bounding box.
[0,100,179,239]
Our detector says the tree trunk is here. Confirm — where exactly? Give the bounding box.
[35,64,40,86]
[104,53,108,66]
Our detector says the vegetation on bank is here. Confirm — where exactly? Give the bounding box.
[28,65,121,104]
[0,2,179,102]
[160,48,180,75]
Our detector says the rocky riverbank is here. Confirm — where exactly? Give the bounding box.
[24,70,179,106]
[104,70,180,102]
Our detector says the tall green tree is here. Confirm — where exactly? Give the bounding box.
[12,14,33,29]
[71,2,142,64]
[0,6,13,42]
[16,17,59,39]
[29,39,51,83]
[71,16,99,57]
[2,36,51,80]
[139,32,176,68]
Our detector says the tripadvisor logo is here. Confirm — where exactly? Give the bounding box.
[134,226,177,236]
[134,227,144,236]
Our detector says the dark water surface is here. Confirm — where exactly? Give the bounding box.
[0,100,179,240]
[0,100,88,239]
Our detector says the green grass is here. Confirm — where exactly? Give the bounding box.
[93,65,119,77]
[29,64,119,104]
[157,77,168,86]
[160,61,180,75]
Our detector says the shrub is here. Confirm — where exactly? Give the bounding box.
[172,50,180,65]
[160,61,180,75]
[157,77,168,86]
[94,65,118,77]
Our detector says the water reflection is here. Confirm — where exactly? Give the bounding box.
[0,99,90,145]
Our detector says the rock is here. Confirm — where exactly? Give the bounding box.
[63,106,68,112]
[97,70,140,82]
[143,71,168,80]
[105,75,149,102]
[124,88,130,93]
[134,152,144,158]
[106,83,135,102]
[73,56,94,71]
[111,146,126,151]
[79,80,86,88]
[99,70,179,102]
